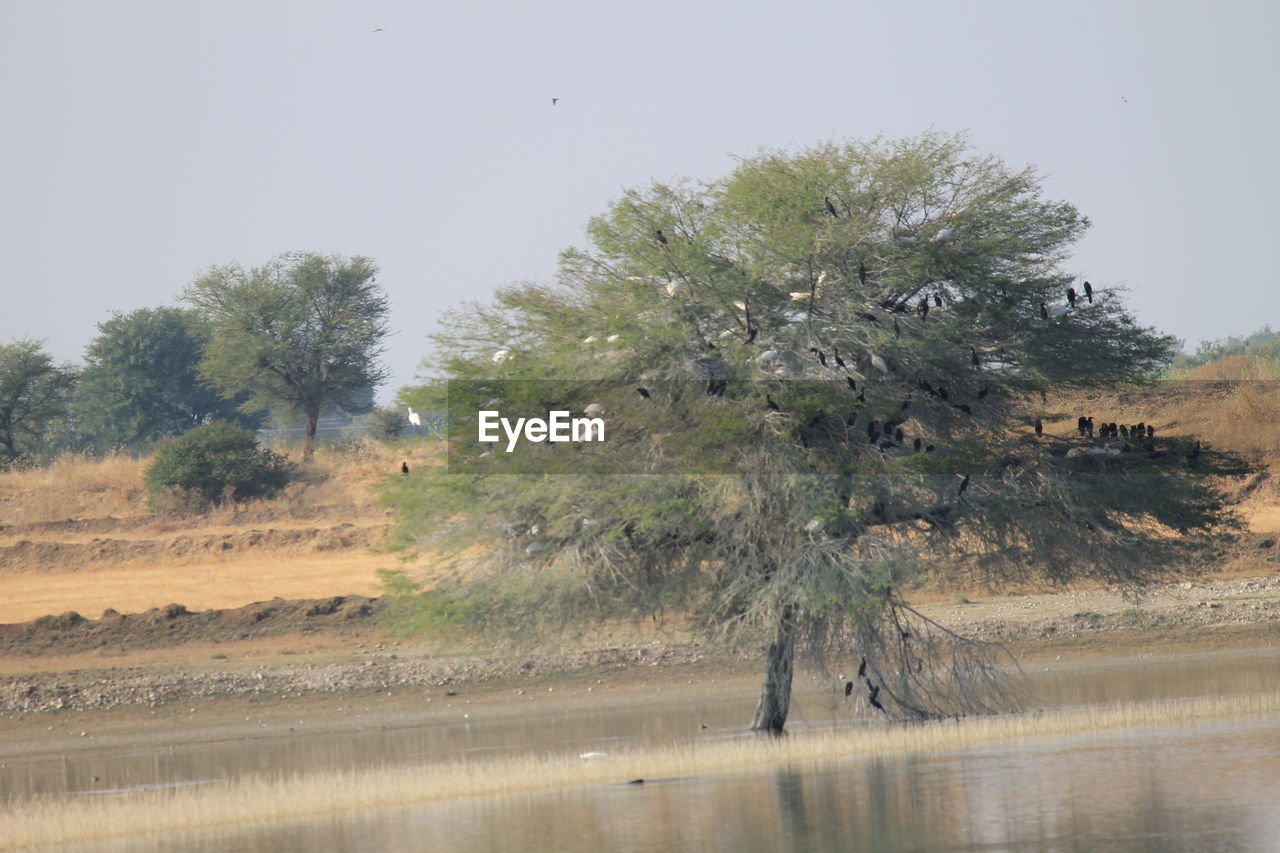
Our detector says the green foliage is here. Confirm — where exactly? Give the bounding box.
[390,133,1237,727]
[376,570,476,639]
[0,339,77,465]
[73,307,261,451]
[185,252,391,458]
[144,421,290,507]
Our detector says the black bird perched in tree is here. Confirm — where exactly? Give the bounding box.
[834,349,847,369]
[895,427,904,442]
[894,319,901,338]
[1077,416,1088,436]
[765,395,781,412]
[918,298,929,320]
[901,398,911,411]
[1040,302,1050,321]
[957,474,970,496]
[846,412,857,427]
[845,680,854,697]
[810,347,828,367]
[745,325,758,344]
[655,229,668,245]
[954,403,972,415]
[925,444,936,452]
[636,387,651,399]
[824,196,838,217]
[913,436,922,452]
[937,386,949,401]
[971,347,980,367]
[1147,425,1155,438]
[858,312,879,324]
[857,657,867,677]
[856,389,866,404]
[919,379,935,395]
[1189,440,1202,462]
[401,461,409,475]
[866,680,885,711]
[934,293,943,308]
[1035,418,1043,436]
[859,261,867,286]
[847,376,857,392]
[1084,281,1093,303]
[1067,286,1077,307]
[867,420,879,441]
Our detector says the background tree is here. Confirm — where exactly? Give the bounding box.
[0,339,77,466]
[387,133,1235,733]
[72,306,261,451]
[185,252,391,459]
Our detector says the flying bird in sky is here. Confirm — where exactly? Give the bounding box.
[371,27,386,32]
[552,97,558,105]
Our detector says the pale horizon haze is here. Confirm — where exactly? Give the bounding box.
[3,1,1277,405]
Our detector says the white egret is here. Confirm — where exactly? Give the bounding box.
[407,407,422,427]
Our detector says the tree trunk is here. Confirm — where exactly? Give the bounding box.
[750,607,796,735]
[302,411,318,460]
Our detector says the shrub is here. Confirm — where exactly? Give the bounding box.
[145,422,290,508]
[366,406,409,439]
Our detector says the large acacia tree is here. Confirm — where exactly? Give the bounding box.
[186,252,390,459]
[390,133,1232,733]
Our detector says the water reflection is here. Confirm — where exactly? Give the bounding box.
[11,647,1280,851]
[118,717,1274,853]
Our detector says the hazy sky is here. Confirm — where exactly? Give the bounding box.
[3,0,1277,403]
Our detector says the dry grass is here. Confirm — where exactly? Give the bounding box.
[0,440,446,623]
[0,452,148,525]
[0,440,443,528]
[5,691,1280,849]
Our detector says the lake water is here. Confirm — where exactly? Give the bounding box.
[8,648,1280,851]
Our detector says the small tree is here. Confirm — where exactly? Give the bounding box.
[0,339,77,465]
[185,252,391,459]
[73,306,260,451]
[389,133,1236,733]
[366,406,410,440]
[145,421,290,507]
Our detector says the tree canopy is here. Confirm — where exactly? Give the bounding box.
[389,133,1234,733]
[73,306,260,451]
[0,339,77,466]
[185,252,391,458]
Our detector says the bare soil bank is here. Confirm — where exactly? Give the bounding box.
[4,569,1280,722]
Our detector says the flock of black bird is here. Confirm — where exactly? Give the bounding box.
[843,657,887,713]
[1073,417,1156,441]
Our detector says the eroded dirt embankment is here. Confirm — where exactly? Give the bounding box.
[5,566,1280,715]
